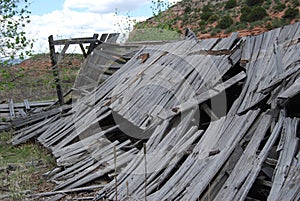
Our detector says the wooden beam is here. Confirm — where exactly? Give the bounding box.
[52,38,99,45]
[87,33,99,55]
[79,43,87,58]
[8,99,15,118]
[48,35,64,105]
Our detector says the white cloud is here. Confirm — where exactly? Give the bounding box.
[25,0,150,54]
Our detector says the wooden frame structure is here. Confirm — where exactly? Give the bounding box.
[48,33,120,105]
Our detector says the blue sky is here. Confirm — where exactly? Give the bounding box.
[24,0,180,53]
[28,0,153,17]
[29,0,64,15]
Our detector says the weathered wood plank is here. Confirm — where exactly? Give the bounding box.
[277,76,300,104]
[268,118,299,200]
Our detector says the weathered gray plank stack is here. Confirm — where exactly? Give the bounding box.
[9,22,300,200]
[0,99,56,119]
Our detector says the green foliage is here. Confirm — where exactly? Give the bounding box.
[200,12,212,20]
[264,0,272,8]
[208,14,220,23]
[240,6,268,22]
[218,15,234,29]
[210,27,221,36]
[150,0,170,16]
[291,0,299,6]
[283,7,299,19]
[245,0,264,7]
[225,0,237,10]
[0,0,33,61]
[200,5,213,21]
[184,5,192,13]
[235,22,248,30]
[273,3,286,12]
[202,5,212,13]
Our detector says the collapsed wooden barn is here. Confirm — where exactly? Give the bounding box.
[6,22,300,200]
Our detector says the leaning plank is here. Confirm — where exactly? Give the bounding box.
[24,99,30,110]
[268,118,299,200]
[275,150,300,201]
[214,112,283,201]
[161,71,246,119]
[154,111,260,201]
[259,61,300,94]
[96,110,197,200]
[54,140,134,190]
[277,76,300,105]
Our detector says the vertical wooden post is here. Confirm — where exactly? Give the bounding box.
[87,33,99,55]
[8,99,15,118]
[48,35,64,105]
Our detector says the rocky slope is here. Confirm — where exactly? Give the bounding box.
[135,0,300,38]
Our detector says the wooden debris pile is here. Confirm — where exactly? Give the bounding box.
[0,99,57,131]
[0,99,56,119]
[8,22,300,200]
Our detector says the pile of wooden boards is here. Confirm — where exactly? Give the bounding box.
[0,99,56,119]
[8,22,300,200]
[0,99,57,131]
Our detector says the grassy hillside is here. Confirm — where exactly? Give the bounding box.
[134,0,300,38]
[0,54,83,102]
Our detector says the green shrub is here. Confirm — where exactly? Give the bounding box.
[184,6,192,13]
[217,15,234,29]
[283,7,299,19]
[240,6,251,22]
[208,14,220,23]
[210,27,221,36]
[273,3,286,12]
[271,18,286,29]
[245,0,264,7]
[202,5,212,13]
[200,12,213,20]
[225,0,237,9]
[225,26,236,34]
[292,0,299,6]
[235,22,248,30]
[240,6,268,22]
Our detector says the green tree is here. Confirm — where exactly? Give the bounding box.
[283,7,299,19]
[245,0,264,7]
[218,15,233,29]
[200,5,213,20]
[225,0,237,10]
[0,0,32,90]
[240,6,268,22]
[150,0,170,16]
[0,0,33,61]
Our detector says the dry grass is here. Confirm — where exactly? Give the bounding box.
[0,131,56,200]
